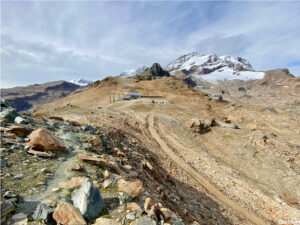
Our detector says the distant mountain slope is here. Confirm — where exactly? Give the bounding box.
[136,63,170,80]
[165,52,264,83]
[1,80,86,111]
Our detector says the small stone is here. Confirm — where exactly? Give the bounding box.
[116,150,126,158]
[4,191,17,199]
[117,179,144,198]
[131,216,157,225]
[32,203,54,224]
[126,202,142,212]
[92,218,121,225]
[70,164,85,172]
[126,212,136,220]
[14,116,27,124]
[102,179,112,189]
[78,153,110,167]
[24,145,30,151]
[58,176,89,189]
[41,168,51,173]
[53,202,86,225]
[14,174,24,179]
[103,170,110,179]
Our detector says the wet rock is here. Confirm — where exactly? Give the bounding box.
[117,179,144,198]
[126,202,142,212]
[72,181,105,220]
[53,202,86,225]
[58,176,89,189]
[59,134,79,143]
[32,203,54,224]
[0,108,18,123]
[78,153,110,167]
[6,213,28,225]
[131,216,157,225]
[92,217,121,225]
[28,128,66,151]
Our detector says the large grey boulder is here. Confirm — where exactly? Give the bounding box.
[71,181,105,220]
[32,203,54,224]
[0,108,18,123]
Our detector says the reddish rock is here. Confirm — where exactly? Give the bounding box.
[10,126,32,137]
[67,120,81,126]
[53,202,86,225]
[49,116,64,121]
[78,153,110,167]
[28,128,66,151]
[58,177,89,189]
[117,179,144,198]
[70,164,85,172]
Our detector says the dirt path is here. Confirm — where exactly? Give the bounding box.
[148,113,267,225]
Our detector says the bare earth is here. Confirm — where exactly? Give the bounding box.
[35,76,300,224]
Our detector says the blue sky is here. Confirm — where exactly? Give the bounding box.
[1,1,300,88]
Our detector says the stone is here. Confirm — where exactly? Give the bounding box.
[67,120,81,126]
[0,108,18,123]
[78,153,110,167]
[144,198,157,214]
[126,212,136,220]
[88,136,103,147]
[117,179,144,198]
[27,149,55,158]
[159,208,173,221]
[41,168,51,173]
[28,128,66,151]
[14,116,27,124]
[102,179,112,189]
[24,145,30,151]
[103,170,110,179]
[3,132,17,139]
[116,150,126,158]
[1,159,7,168]
[7,213,28,225]
[48,116,64,121]
[53,202,86,225]
[58,177,89,189]
[59,134,79,143]
[10,126,32,137]
[1,200,15,220]
[32,203,54,224]
[131,216,157,225]
[71,181,105,220]
[70,164,85,172]
[92,218,121,225]
[126,202,142,212]
[3,191,17,199]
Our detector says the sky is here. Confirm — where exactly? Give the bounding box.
[1,1,300,88]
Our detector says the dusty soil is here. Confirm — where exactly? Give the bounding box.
[34,76,300,224]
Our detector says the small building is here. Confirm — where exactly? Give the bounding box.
[124,92,141,99]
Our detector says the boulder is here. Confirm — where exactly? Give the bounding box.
[53,202,86,225]
[131,216,157,225]
[117,179,144,198]
[92,217,121,225]
[71,181,105,220]
[0,108,18,123]
[28,128,66,151]
[32,203,54,224]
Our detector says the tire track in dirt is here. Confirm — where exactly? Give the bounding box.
[148,113,267,225]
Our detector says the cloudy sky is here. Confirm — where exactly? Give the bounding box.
[1,1,300,88]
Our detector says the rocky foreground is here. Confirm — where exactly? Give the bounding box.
[0,105,191,225]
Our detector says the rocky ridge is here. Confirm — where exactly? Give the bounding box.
[0,104,191,225]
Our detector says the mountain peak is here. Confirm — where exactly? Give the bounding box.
[136,63,170,80]
[69,78,93,86]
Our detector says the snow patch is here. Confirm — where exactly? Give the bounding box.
[69,78,93,86]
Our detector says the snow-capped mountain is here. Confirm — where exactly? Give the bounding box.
[165,52,264,83]
[119,66,148,78]
[69,78,93,86]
